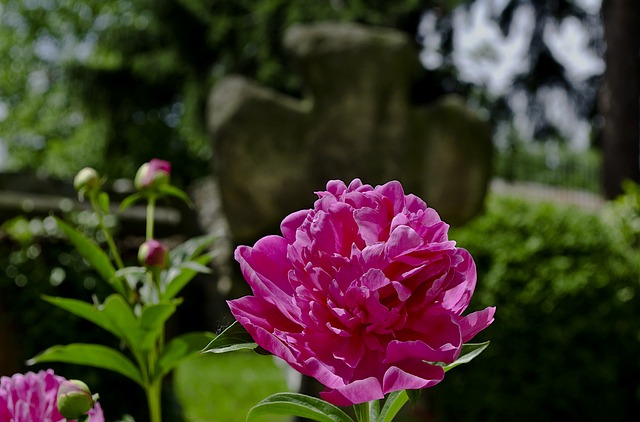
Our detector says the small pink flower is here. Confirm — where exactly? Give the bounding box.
[134,159,171,190]
[0,369,104,422]
[229,179,495,406]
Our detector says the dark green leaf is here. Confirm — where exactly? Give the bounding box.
[442,341,491,373]
[247,393,354,422]
[201,321,257,354]
[155,332,216,380]
[55,218,125,296]
[27,344,144,387]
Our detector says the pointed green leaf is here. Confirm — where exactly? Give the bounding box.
[201,321,257,354]
[179,260,211,274]
[55,218,125,296]
[155,331,216,380]
[98,191,110,214]
[100,295,140,351]
[157,184,193,208]
[27,344,143,387]
[41,295,120,340]
[247,393,353,422]
[138,301,180,350]
[442,341,491,373]
[161,254,213,300]
[169,235,216,264]
[118,192,144,212]
[378,390,408,422]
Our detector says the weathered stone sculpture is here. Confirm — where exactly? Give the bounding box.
[208,22,492,244]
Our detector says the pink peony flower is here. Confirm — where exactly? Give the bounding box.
[229,179,495,406]
[0,369,104,422]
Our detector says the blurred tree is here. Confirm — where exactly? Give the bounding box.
[0,0,468,185]
[600,0,640,199]
[5,0,628,196]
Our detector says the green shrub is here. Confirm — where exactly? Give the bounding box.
[420,196,640,421]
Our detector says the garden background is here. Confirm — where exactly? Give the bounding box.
[1,0,640,421]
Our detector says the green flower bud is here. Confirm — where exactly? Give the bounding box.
[57,379,97,420]
[73,168,101,193]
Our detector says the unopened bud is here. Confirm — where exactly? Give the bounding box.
[74,168,101,193]
[57,379,98,420]
[134,159,171,190]
[138,239,169,268]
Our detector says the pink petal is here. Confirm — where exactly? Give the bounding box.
[320,377,384,406]
[280,209,309,242]
[382,362,444,394]
[459,307,496,343]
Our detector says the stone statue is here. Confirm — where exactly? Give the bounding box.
[208,22,492,244]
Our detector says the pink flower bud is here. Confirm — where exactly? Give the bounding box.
[56,379,98,420]
[138,239,169,268]
[134,159,171,190]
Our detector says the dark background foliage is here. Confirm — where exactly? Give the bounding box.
[408,196,640,421]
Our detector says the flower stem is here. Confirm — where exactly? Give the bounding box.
[88,191,125,270]
[146,379,162,422]
[146,195,156,241]
[353,401,372,422]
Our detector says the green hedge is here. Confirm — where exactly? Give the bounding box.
[419,196,640,421]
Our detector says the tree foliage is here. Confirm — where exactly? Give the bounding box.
[1,0,458,183]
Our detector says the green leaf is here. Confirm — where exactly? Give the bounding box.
[161,254,213,300]
[157,184,193,207]
[138,301,180,350]
[377,390,408,422]
[100,295,140,350]
[169,234,215,264]
[201,321,258,354]
[115,266,147,293]
[155,331,216,380]
[247,393,354,422]
[369,399,380,421]
[119,192,143,212]
[27,344,144,387]
[442,341,491,373]
[98,191,110,214]
[41,295,120,340]
[99,295,179,353]
[55,218,125,296]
